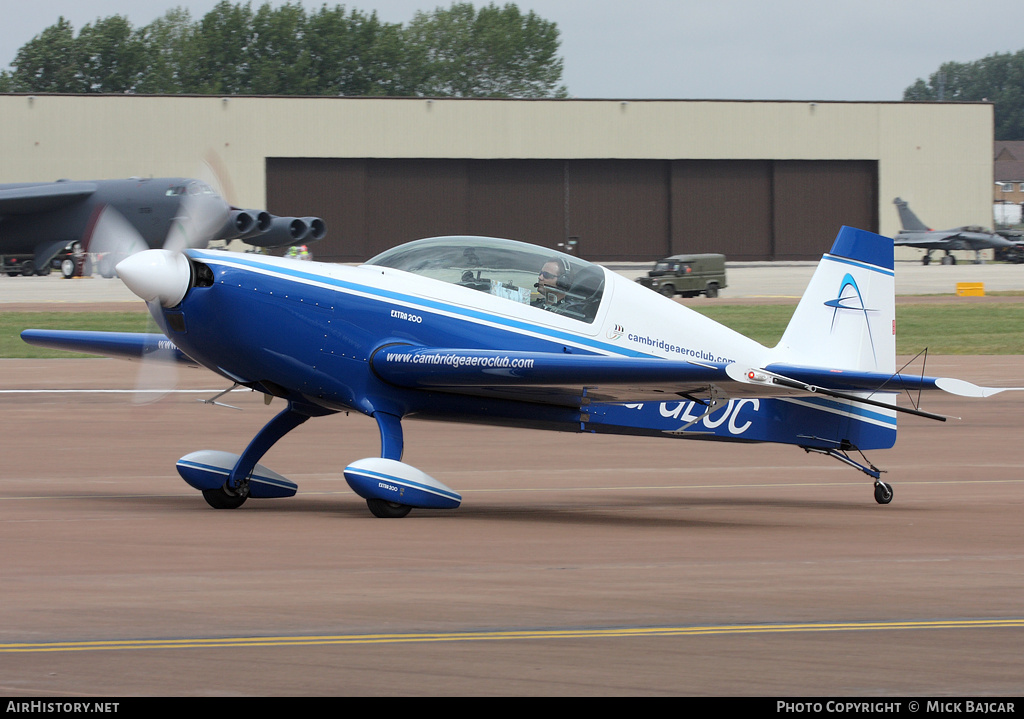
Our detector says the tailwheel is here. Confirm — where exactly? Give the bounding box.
[366,497,412,518]
[873,481,893,505]
[202,482,249,509]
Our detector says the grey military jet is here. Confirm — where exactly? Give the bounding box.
[893,197,1013,265]
[0,177,325,277]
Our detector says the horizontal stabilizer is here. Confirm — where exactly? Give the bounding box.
[21,330,197,364]
[741,363,1022,398]
[933,377,1024,398]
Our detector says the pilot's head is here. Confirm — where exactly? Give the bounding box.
[538,260,561,289]
[538,257,569,291]
[537,259,570,304]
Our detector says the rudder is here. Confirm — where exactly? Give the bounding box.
[770,226,895,375]
[893,197,930,231]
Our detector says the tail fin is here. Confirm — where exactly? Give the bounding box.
[770,226,895,374]
[893,197,929,231]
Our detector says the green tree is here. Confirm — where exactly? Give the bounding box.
[904,51,1024,140]
[4,17,85,93]
[188,0,257,94]
[305,6,409,96]
[0,2,568,99]
[402,2,567,98]
[248,2,313,94]
[135,8,199,94]
[77,15,148,93]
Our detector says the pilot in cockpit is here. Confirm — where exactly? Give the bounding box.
[533,257,571,309]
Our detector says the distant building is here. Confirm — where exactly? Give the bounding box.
[0,96,995,262]
[994,141,1024,224]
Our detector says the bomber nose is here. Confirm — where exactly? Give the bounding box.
[116,249,191,308]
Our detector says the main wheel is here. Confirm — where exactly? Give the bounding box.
[367,497,412,518]
[873,481,893,505]
[202,484,248,509]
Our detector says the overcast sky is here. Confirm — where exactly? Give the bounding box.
[2,0,1022,101]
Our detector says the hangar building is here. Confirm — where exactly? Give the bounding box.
[0,95,994,262]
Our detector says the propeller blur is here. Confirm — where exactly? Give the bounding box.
[21,226,1022,517]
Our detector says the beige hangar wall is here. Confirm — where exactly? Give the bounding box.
[0,95,993,240]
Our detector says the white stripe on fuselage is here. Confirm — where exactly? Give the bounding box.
[779,395,897,429]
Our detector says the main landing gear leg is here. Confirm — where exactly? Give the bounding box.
[365,411,412,518]
[802,446,893,505]
[202,404,311,509]
[343,412,461,518]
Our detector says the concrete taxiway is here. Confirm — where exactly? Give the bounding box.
[1,356,1022,695]
[2,258,1023,695]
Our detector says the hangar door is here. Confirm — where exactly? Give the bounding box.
[266,158,877,263]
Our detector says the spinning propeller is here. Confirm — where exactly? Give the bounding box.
[89,165,232,403]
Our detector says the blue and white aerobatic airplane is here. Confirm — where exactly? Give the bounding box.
[21,225,1018,517]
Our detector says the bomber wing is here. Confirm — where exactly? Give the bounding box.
[0,182,98,215]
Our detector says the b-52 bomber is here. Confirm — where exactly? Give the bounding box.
[0,177,325,277]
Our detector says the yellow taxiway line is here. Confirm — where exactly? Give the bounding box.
[3,618,1022,653]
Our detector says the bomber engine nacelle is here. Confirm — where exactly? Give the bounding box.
[243,215,327,248]
[219,209,272,240]
[302,217,327,242]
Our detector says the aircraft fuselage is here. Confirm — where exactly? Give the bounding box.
[152,245,896,452]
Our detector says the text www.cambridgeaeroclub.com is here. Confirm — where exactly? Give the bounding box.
[385,352,535,369]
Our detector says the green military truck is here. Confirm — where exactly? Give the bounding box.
[636,253,727,298]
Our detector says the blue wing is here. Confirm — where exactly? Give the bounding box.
[22,331,1014,410]
[369,346,1012,407]
[20,329,197,365]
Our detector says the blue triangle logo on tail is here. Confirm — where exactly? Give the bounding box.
[824,272,878,361]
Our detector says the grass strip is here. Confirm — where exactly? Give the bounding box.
[2,312,150,358]
[3,303,1024,358]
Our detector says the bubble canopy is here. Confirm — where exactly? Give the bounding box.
[365,236,606,323]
